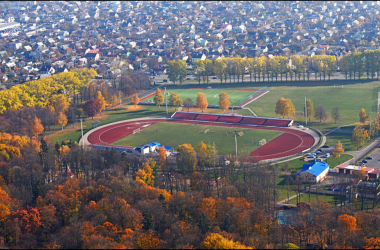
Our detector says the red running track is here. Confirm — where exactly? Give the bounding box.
[87,119,315,162]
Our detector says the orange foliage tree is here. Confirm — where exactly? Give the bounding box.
[131,94,140,107]
[157,146,167,168]
[176,143,198,174]
[11,206,42,233]
[196,92,208,112]
[218,92,231,113]
[31,116,44,139]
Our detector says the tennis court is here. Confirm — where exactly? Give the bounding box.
[141,88,265,106]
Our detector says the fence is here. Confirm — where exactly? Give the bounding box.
[239,86,269,104]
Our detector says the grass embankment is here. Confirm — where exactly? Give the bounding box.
[286,193,339,206]
[47,105,178,144]
[112,122,282,156]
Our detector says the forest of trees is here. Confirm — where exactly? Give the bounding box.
[167,49,380,85]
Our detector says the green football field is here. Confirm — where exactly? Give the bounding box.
[111,122,283,156]
[142,88,259,106]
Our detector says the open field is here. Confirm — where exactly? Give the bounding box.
[285,193,341,206]
[325,154,353,168]
[111,122,283,156]
[141,87,260,106]
[47,105,177,144]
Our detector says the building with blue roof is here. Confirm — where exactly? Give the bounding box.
[133,142,173,156]
[296,161,329,183]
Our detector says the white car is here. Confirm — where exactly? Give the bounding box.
[298,125,304,128]
[325,153,330,157]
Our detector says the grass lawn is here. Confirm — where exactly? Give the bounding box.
[111,122,283,156]
[244,80,380,134]
[286,193,340,206]
[47,105,178,144]
[325,154,353,168]
[278,157,309,172]
[141,87,260,106]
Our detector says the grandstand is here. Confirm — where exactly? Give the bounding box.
[172,111,293,127]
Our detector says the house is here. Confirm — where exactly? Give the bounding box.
[85,53,100,61]
[191,52,206,64]
[132,142,172,156]
[62,164,74,178]
[39,64,55,75]
[296,161,329,183]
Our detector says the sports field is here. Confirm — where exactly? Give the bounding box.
[111,122,283,156]
[246,81,380,133]
[141,88,260,106]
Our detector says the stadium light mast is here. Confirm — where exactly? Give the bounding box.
[304,94,307,125]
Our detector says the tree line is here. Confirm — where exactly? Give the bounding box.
[166,54,340,85]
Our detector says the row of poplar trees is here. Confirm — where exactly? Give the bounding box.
[340,49,380,80]
[167,54,339,84]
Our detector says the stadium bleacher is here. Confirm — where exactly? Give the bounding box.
[240,117,267,125]
[195,114,220,121]
[217,116,243,123]
[172,112,199,120]
[264,119,291,127]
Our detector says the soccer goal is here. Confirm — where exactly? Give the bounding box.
[133,128,141,134]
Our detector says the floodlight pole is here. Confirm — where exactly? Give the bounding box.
[165,87,168,114]
[304,94,307,125]
[235,133,238,161]
[80,119,84,149]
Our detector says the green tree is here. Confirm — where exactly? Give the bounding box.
[198,213,210,234]
[193,60,205,84]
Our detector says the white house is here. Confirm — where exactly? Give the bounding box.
[296,161,329,183]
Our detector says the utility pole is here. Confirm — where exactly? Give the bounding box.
[165,87,168,114]
[305,94,307,125]
[235,133,238,161]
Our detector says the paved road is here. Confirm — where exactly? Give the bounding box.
[359,148,380,170]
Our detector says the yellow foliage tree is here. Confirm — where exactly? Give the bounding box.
[218,92,231,113]
[134,161,154,186]
[332,141,345,164]
[169,92,183,110]
[360,108,368,124]
[31,116,44,139]
[275,98,288,118]
[56,112,68,131]
[176,143,198,174]
[153,88,164,109]
[352,125,370,150]
[196,92,208,113]
[200,233,252,249]
[131,94,140,107]
[96,91,107,111]
[110,94,120,109]
[54,94,70,113]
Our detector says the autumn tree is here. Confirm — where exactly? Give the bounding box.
[196,92,208,113]
[331,106,341,124]
[275,98,295,118]
[31,116,44,139]
[135,160,154,186]
[54,94,70,113]
[314,104,328,122]
[153,88,164,109]
[183,98,194,111]
[147,57,159,70]
[360,108,368,124]
[96,91,106,111]
[352,125,370,150]
[306,99,315,121]
[200,233,251,249]
[169,92,183,110]
[83,99,101,119]
[131,94,140,107]
[56,112,68,131]
[157,146,167,168]
[218,92,231,113]
[198,213,210,234]
[176,143,197,174]
[332,141,345,164]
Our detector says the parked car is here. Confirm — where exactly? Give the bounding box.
[298,125,304,128]
[212,77,217,79]
[322,145,329,148]
[163,79,168,82]
[366,157,373,160]
[316,149,322,153]
[325,153,330,157]
[362,160,368,163]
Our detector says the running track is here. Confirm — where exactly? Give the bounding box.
[87,118,315,162]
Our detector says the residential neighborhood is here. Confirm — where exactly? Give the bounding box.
[1,1,380,87]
